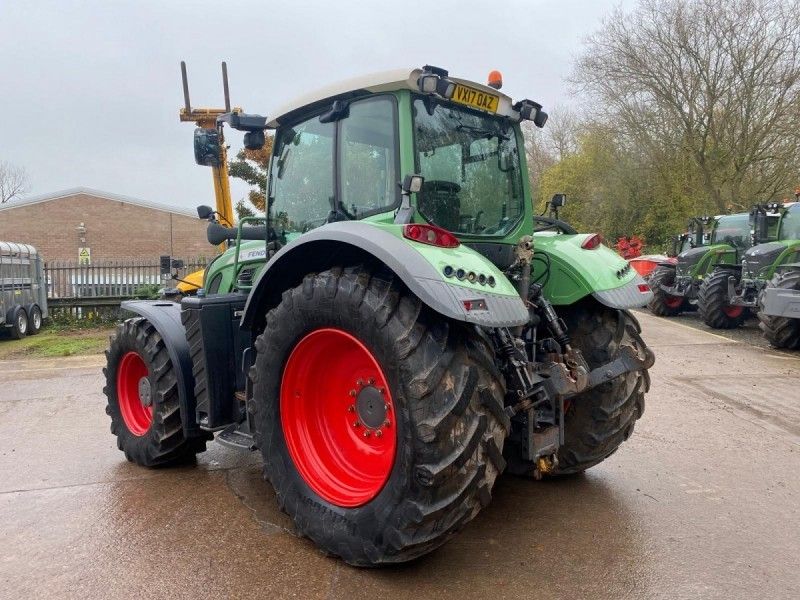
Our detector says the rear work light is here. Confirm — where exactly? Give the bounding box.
[403,224,460,248]
[581,233,603,250]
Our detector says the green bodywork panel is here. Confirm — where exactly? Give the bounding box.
[532,233,638,305]
[744,239,800,280]
[688,243,739,279]
[371,223,519,296]
[205,240,268,294]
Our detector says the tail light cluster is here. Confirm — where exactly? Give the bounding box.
[403,224,460,248]
[581,233,603,250]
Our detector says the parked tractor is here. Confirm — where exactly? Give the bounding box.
[103,65,654,565]
[700,202,800,329]
[647,213,750,316]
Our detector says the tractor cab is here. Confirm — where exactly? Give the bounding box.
[261,66,540,252]
[742,202,800,279]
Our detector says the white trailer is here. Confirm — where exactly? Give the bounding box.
[0,241,47,338]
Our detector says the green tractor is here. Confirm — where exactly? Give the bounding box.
[647,213,751,316]
[103,66,654,566]
[699,202,800,330]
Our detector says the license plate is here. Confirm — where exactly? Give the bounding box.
[450,84,499,113]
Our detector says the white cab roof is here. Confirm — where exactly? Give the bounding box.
[267,67,518,127]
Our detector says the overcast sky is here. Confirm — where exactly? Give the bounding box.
[1,0,633,211]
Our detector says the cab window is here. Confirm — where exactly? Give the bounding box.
[270,118,334,239]
[339,97,399,216]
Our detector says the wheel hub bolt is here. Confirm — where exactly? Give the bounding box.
[368,377,375,385]
[384,419,391,427]
[138,377,152,407]
[363,430,371,438]
[356,379,364,387]
[347,405,355,412]
[353,421,361,428]
[374,429,383,438]
[349,389,357,397]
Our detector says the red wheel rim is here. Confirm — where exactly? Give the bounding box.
[723,305,744,318]
[280,328,397,507]
[117,351,153,436]
[664,295,683,309]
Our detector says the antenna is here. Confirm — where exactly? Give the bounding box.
[181,61,191,112]
[222,62,231,112]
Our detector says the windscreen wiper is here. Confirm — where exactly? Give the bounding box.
[455,123,509,141]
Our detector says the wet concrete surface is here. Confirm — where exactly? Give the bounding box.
[1,316,799,599]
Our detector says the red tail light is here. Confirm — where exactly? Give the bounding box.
[638,283,651,293]
[403,224,460,248]
[581,233,603,250]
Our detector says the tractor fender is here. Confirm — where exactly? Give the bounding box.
[241,221,529,332]
[120,300,200,436]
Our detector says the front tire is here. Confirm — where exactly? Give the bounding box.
[249,267,508,566]
[647,266,686,316]
[758,270,800,349]
[103,317,208,466]
[698,269,747,329]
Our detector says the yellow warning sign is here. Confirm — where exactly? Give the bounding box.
[78,247,91,265]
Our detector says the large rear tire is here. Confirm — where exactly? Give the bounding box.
[504,302,650,477]
[647,266,686,316]
[698,268,747,329]
[103,317,208,467]
[249,266,508,566]
[758,270,800,349]
[554,302,650,475]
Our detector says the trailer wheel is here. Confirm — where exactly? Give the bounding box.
[758,270,800,349]
[249,266,507,566]
[9,306,28,339]
[27,305,42,335]
[647,266,685,316]
[103,317,208,467]
[698,268,747,329]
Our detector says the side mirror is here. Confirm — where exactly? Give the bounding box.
[243,130,265,150]
[550,193,567,208]
[193,128,221,167]
[401,174,424,195]
[395,174,424,225]
[197,205,214,220]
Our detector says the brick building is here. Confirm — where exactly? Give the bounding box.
[0,188,212,264]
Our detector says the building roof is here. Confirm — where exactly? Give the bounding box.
[267,67,518,127]
[0,187,198,218]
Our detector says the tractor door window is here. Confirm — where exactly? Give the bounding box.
[780,204,800,240]
[339,97,399,216]
[270,118,334,240]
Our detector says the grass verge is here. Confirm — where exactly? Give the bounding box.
[0,328,112,360]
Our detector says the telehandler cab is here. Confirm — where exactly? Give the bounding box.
[104,65,655,565]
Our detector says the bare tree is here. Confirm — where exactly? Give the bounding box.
[0,161,29,204]
[574,0,800,211]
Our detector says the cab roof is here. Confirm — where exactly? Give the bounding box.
[266,67,518,128]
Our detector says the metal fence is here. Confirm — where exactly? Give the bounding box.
[43,258,207,315]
